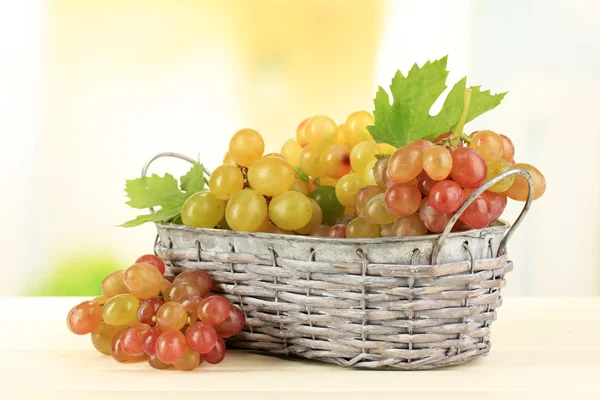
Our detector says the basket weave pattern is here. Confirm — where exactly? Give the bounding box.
[156,227,512,370]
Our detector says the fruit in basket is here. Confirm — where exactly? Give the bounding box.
[269,191,313,231]
[181,192,225,229]
[226,189,268,232]
[229,128,264,167]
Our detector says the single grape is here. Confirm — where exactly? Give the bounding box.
[229,128,264,167]
[280,138,303,167]
[433,132,463,147]
[377,143,397,155]
[173,347,201,371]
[156,330,187,364]
[459,189,491,229]
[289,177,309,195]
[111,332,146,363]
[162,278,172,289]
[269,191,313,231]
[500,134,515,162]
[248,157,295,197]
[101,270,128,298]
[335,173,363,208]
[346,216,380,238]
[135,254,166,276]
[308,186,345,225]
[203,336,227,364]
[298,144,326,177]
[226,189,268,232]
[304,115,338,147]
[320,144,351,179]
[121,323,152,356]
[124,263,164,300]
[363,159,378,185]
[469,130,504,163]
[148,355,171,370]
[355,185,384,216]
[222,151,236,166]
[486,159,515,193]
[379,223,395,237]
[181,191,225,229]
[164,281,201,302]
[384,183,421,217]
[137,298,165,326]
[185,321,218,354]
[505,163,546,201]
[103,294,140,326]
[67,301,102,335]
[416,171,436,196]
[484,191,507,221]
[91,322,126,355]
[363,193,398,225]
[419,197,452,233]
[209,165,245,200]
[92,295,109,306]
[335,124,347,145]
[327,224,347,238]
[387,145,423,183]
[350,141,378,173]
[373,157,390,190]
[198,296,230,325]
[174,270,213,297]
[213,305,246,338]
[296,118,310,147]
[411,139,435,151]
[156,301,189,331]
[180,295,204,323]
[422,145,453,181]
[344,111,375,148]
[264,152,286,160]
[295,198,323,234]
[142,326,161,356]
[429,180,464,214]
[450,147,488,189]
[309,225,330,237]
[392,213,428,236]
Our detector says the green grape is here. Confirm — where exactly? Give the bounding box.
[229,128,264,167]
[289,177,308,195]
[248,157,295,197]
[226,189,268,232]
[280,138,302,167]
[103,294,140,326]
[335,172,363,208]
[309,185,344,225]
[298,145,325,177]
[304,115,338,148]
[269,191,313,231]
[181,192,225,228]
[346,217,380,238]
[486,159,515,193]
[344,111,375,149]
[319,144,351,179]
[350,141,378,173]
[209,165,244,200]
[124,263,164,299]
[363,193,398,225]
[363,159,377,185]
[295,198,323,234]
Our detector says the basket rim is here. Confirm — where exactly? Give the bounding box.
[155,219,510,245]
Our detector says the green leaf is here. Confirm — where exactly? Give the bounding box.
[180,159,205,193]
[120,206,181,228]
[125,173,187,209]
[463,86,508,125]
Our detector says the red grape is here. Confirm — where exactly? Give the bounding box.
[450,147,487,189]
[121,323,151,356]
[419,197,452,233]
[459,189,491,229]
[67,301,102,335]
[135,254,166,276]
[484,191,507,222]
[142,326,161,356]
[174,270,213,297]
[451,220,472,232]
[156,330,187,364]
[385,183,421,217]
[137,298,164,326]
[213,305,246,338]
[180,295,204,322]
[111,332,146,363]
[198,296,231,325]
[185,321,218,354]
[417,171,436,196]
[327,224,347,238]
[429,180,464,214]
[202,336,227,364]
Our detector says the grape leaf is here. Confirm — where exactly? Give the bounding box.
[180,158,205,193]
[120,206,181,228]
[125,173,187,209]
[368,56,507,146]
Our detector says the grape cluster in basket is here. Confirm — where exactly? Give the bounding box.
[179,111,546,238]
[66,255,245,371]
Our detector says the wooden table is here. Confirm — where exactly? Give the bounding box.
[1,297,599,399]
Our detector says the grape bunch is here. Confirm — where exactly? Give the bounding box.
[66,255,245,371]
[177,110,545,238]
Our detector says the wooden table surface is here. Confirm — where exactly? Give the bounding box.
[1,297,599,399]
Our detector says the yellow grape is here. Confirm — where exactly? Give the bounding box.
[295,198,323,234]
[320,144,352,179]
[422,145,453,181]
[229,128,264,167]
[378,143,397,156]
[92,295,110,306]
[247,157,295,197]
[318,176,338,186]
[102,270,128,298]
[469,130,505,163]
[181,192,225,228]
[280,138,303,167]
[304,115,338,148]
[296,118,310,147]
[269,191,313,231]
[102,294,140,326]
[91,322,127,355]
[344,111,375,148]
[299,145,325,177]
[362,193,397,225]
[346,216,380,238]
[124,263,164,299]
[335,172,363,208]
[334,124,347,145]
[156,302,189,331]
[363,159,377,185]
[222,151,236,166]
[355,185,384,216]
[350,141,378,173]
[209,165,244,200]
[486,159,515,193]
[289,177,309,195]
[173,347,201,371]
[344,207,356,216]
[264,152,286,160]
[226,189,268,232]
[505,163,546,201]
[256,218,293,235]
[387,145,423,183]
[392,213,428,236]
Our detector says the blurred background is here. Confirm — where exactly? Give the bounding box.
[1,0,598,296]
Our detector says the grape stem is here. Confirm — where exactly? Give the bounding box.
[452,88,472,146]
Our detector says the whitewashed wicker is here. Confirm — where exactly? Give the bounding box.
[145,153,534,370]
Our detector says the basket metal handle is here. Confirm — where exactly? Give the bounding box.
[430,168,534,264]
[141,152,211,213]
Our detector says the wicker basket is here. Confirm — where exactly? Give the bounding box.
[145,153,534,370]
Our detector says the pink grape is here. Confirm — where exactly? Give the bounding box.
[327,224,347,238]
[142,326,162,356]
[111,332,146,363]
[429,180,464,214]
[384,183,421,217]
[156,330,187,364]
[174,270,213,297]
[121,323,152,356]
[198,296,230,325]
[180,295,204,322]
[419,197,452,233]
[185,321,218,354]
[67,301,102,335]
[417,171,436,196]
[213,305,246,338]
[202,336,227,364]
[459,189,491,229]
[484,191,507,222]
[135,254,166,276]
[137,298,164,326]
[450,147,488,189]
